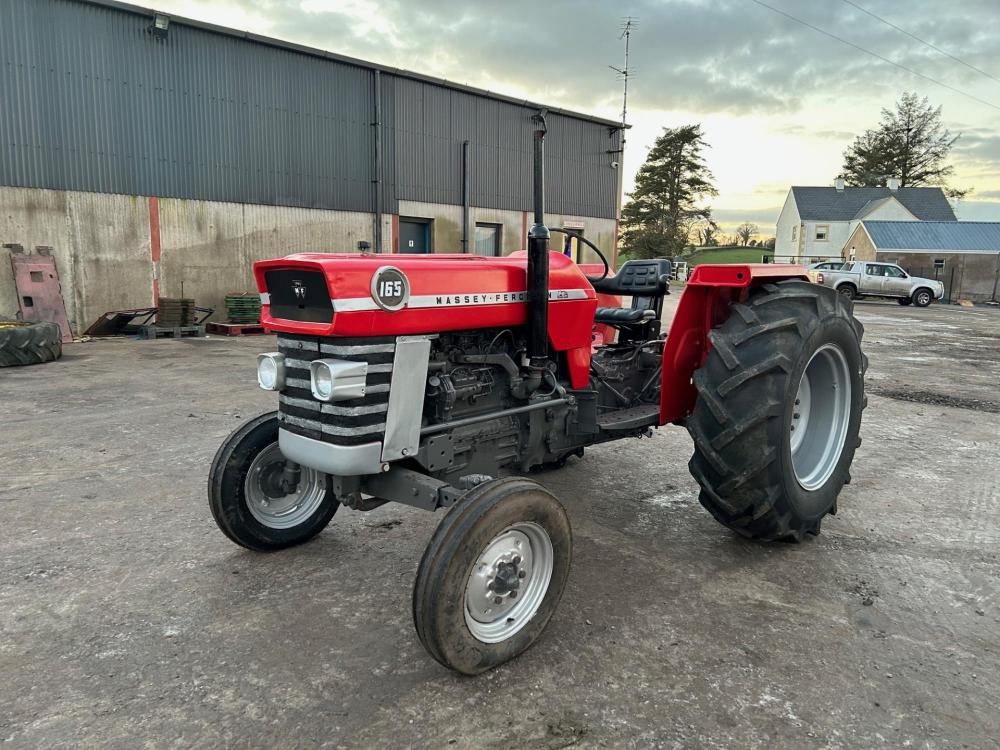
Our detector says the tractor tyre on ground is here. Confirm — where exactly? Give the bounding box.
[897,297,912,305]
[0,321,62,367]
[687,280,867,542]
[912,288,934,307]
[208,412,339,551]
[412,477,571,675]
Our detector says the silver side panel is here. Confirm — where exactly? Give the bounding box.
[279,428,384,476]
[381,335,432,462]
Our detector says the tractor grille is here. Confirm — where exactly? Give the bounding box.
[276,333,396,446]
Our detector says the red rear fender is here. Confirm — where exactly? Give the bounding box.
[659,264,808,424]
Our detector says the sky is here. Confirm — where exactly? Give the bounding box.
[152,0,1000,236]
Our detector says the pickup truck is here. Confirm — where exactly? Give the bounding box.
[813,260,945,307]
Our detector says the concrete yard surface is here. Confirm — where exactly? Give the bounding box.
[2,298,999,749]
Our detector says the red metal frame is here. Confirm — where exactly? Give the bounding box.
[659,264,807,424]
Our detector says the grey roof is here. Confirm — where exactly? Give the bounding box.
[862,221,1000,253]
[791,186,957,222]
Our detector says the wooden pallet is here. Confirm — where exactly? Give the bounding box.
[136,324,206,340]
[206,321,268,336]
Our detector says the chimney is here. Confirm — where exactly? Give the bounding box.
[834,177,845,191]
[887,177,901,191]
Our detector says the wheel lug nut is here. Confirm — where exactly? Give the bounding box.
[795,399,800,405]
[518,570,526,579]
[509,590,517,599]
[487,580,494,590]
[790,426,795,432]
[494,596,503,605]
[793,413,800,419]
[512,555,521,566]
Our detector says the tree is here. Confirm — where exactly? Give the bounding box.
[621,125,718,258]
[840,92,965,195]
[696,219,720,247]
[762,237,776,250]
[736,222,758,247]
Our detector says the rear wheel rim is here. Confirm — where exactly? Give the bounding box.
[790,344,852,491]
[244,443,326,529]
[464,522,553,643]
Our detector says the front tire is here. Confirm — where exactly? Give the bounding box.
[208,412,338,551]
[412,478,571,675]
[687,280,866,542]
[912,288,933,307]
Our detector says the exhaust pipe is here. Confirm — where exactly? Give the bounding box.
[527,111,550,368]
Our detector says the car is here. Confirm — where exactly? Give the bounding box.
[814,260,945,307]
[806,261,847,284]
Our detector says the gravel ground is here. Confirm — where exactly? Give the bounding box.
[1,297,999,749]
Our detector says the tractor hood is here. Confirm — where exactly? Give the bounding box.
[254,252,598,352]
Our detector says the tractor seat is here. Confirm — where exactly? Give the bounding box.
[594,307,655,325]
[591,259,671,297]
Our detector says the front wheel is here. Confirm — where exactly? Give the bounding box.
[208,412,339,551]
[912,288,933,307]
[412,478,571,675]
[687,281,866,542]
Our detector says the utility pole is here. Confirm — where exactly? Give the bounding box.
[609,17,635,150]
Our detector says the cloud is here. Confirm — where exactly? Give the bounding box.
[158,0,1000,118]
[974,190,1000,200]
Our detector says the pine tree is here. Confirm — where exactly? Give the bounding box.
[840,92,965,196]
[621,125,717,258]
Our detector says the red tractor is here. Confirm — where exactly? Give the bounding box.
[209,115,867,675]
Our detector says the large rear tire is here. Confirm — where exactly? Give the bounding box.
[687,280,866,542]
[0,321,62,367]
[412,477,571,675]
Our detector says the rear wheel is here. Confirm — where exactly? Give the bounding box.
[0,320,62,367]
[913,288,933,307]
[897,297,912,306]
[413,478,571,675]
[687,280,866,541]
[208,412,338,551]
[837,284,857,301]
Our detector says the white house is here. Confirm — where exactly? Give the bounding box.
[774,178,957,262]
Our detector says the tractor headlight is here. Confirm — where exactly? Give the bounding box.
[256,353,285,391]
[309,358,368,402]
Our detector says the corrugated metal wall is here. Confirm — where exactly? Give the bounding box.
[0,0,620,219]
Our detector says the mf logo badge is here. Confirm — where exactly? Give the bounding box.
[291,280,307,301]
[371,266,410,312]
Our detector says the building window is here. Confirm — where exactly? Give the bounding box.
[815,225,829,241]
[934,258,946,269]
[792,225,798,241]
[474,223,501,256]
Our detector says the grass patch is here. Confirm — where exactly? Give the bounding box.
[685,246,774,266]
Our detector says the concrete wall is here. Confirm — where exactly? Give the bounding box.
[1,188,151,333]
[2,187,617,333]
[157,199,391,320]
[397,199,617,265]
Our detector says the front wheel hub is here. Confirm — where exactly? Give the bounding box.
[464,522,554,643]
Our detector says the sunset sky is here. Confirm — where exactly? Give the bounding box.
[152,0,1000,236]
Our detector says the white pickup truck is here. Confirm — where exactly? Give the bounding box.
[812,261,945,307]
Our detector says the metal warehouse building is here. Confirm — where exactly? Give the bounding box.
[0,0,624,332]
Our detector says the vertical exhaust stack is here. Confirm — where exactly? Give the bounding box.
[527,111,550,368]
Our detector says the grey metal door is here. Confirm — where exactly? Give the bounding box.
[399,220,430,254]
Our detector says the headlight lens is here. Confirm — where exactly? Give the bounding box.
[312,363,334,400]
[256,353,285,391]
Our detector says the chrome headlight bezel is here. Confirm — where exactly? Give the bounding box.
[309,358,368,402]
[256,352,286,391]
